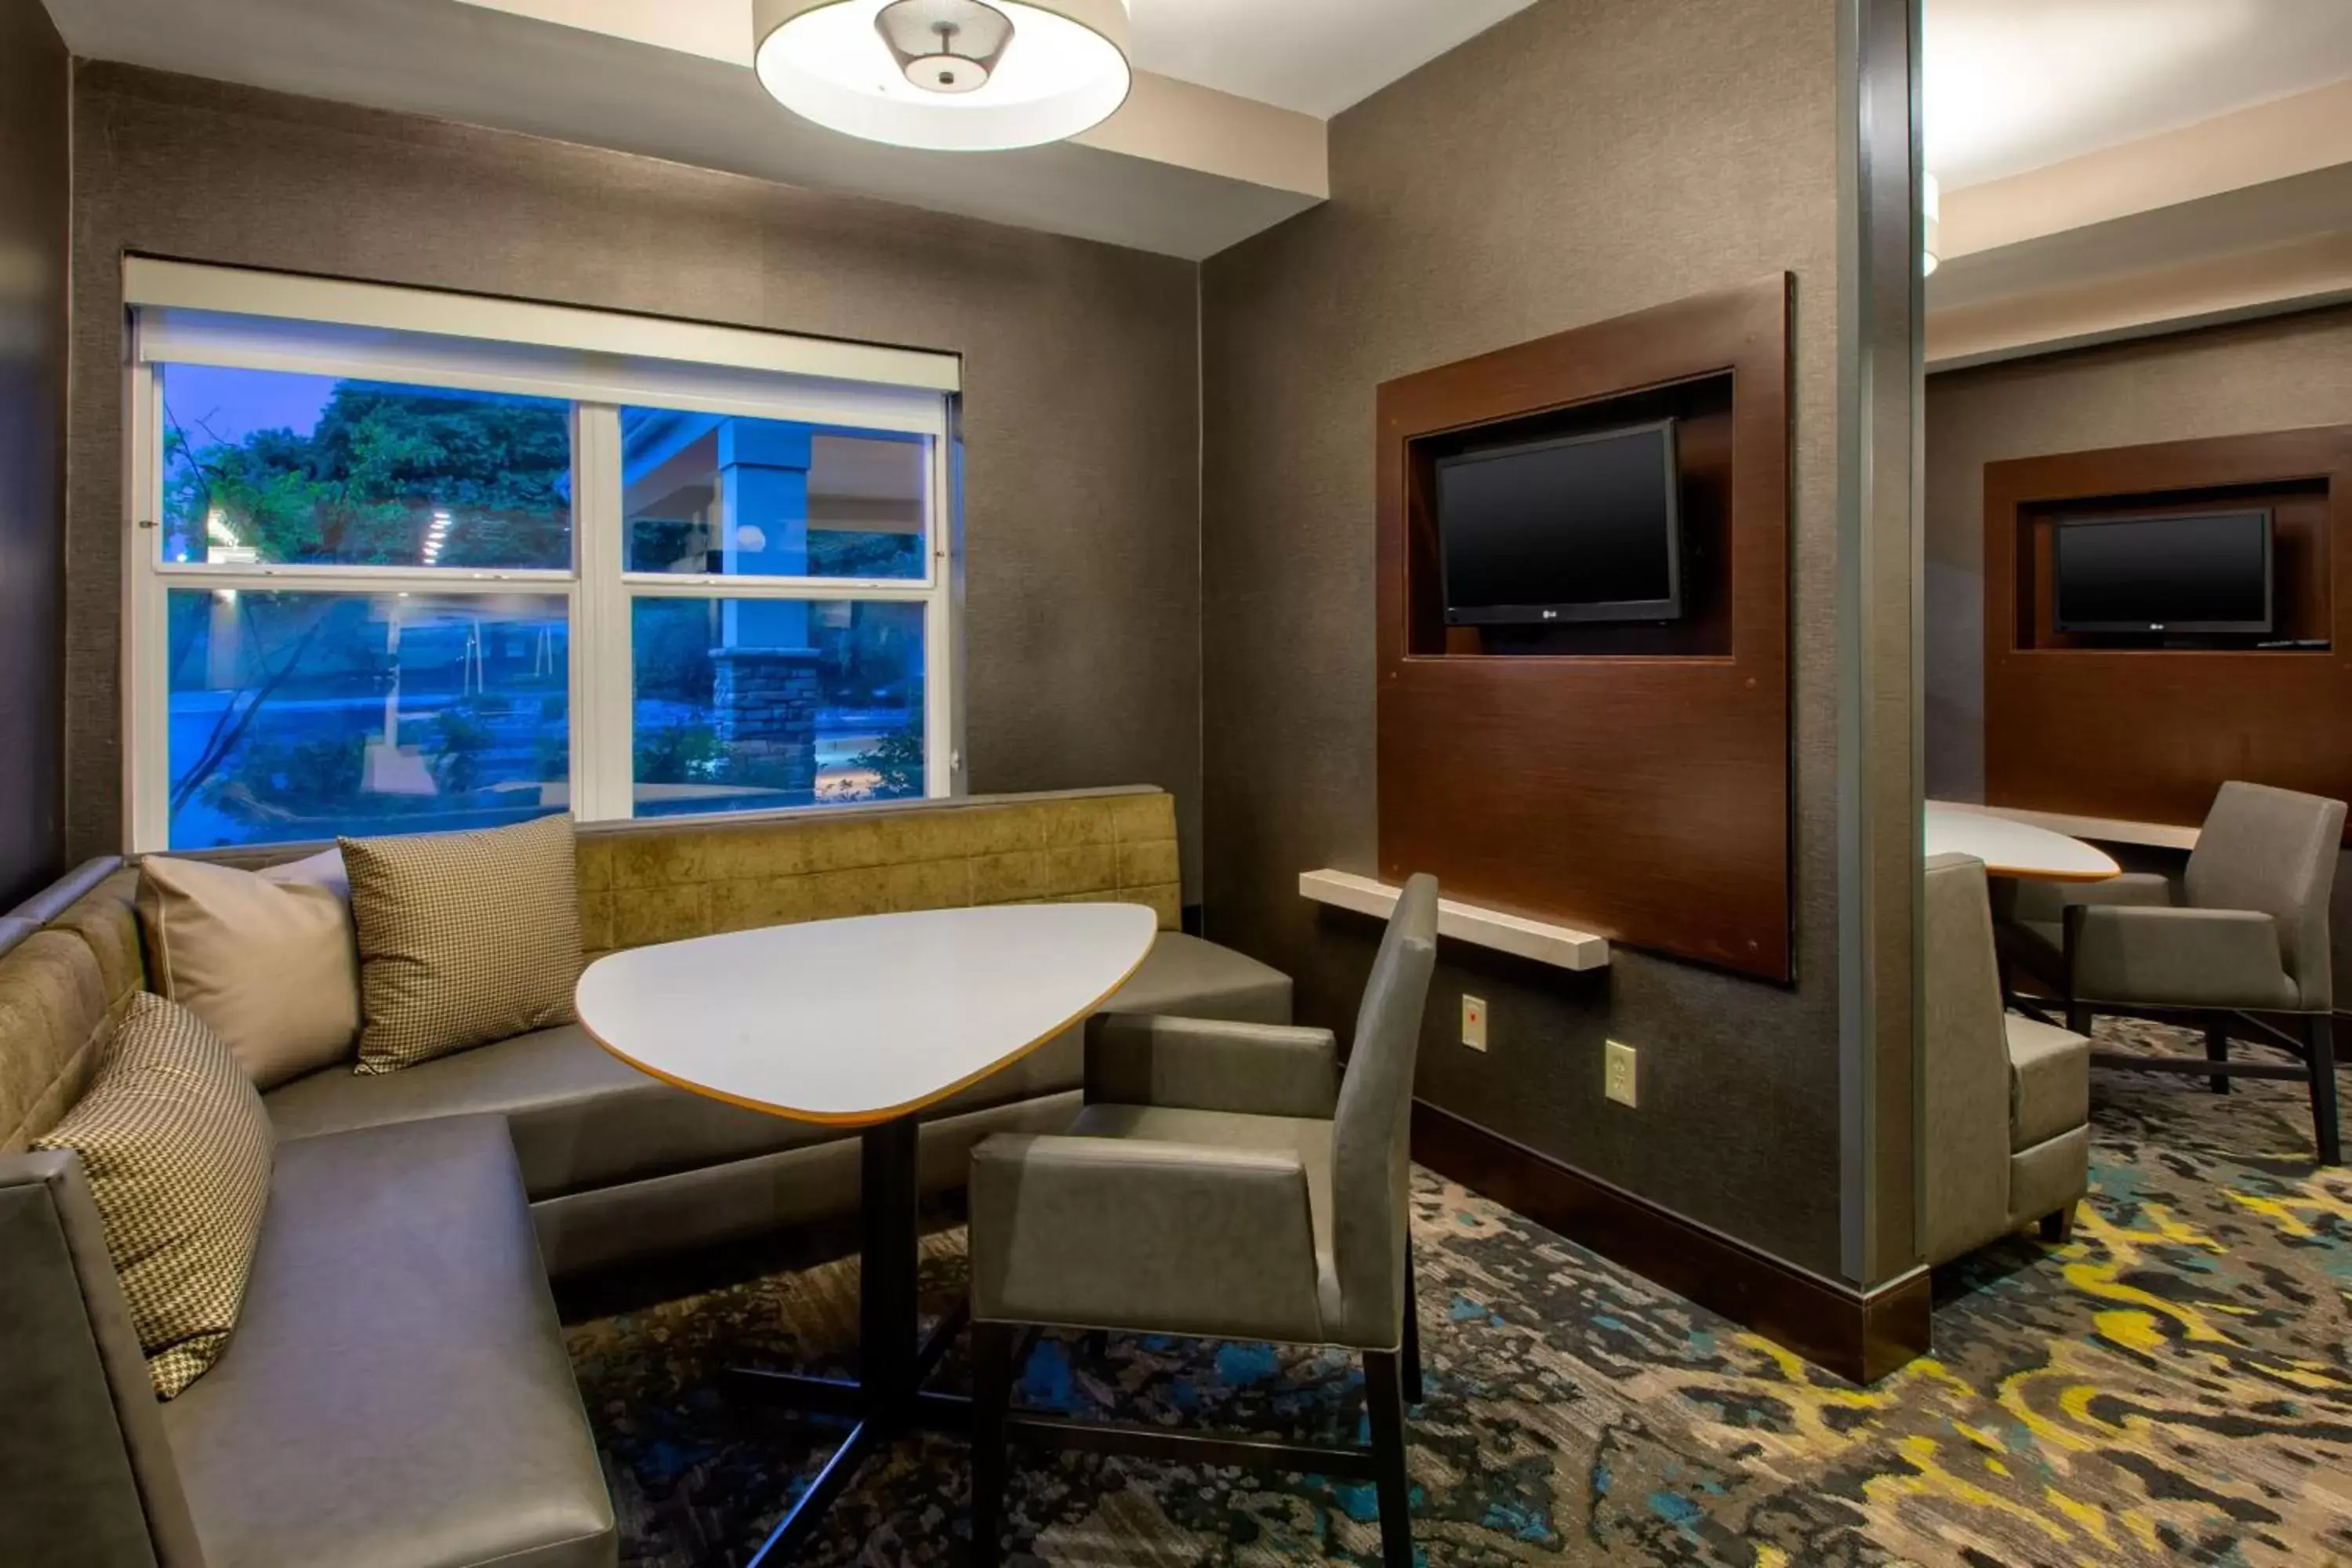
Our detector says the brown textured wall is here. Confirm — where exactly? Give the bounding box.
[64,66,1203,891]
[1926,303,2352,1005]
[0,0,69,909]
[1200,0,1848,1274]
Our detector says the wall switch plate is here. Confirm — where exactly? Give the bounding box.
[1604,1039,1638,1107]
[1461,995,1488,1051]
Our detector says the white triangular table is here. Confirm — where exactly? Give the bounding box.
[575,902,1159,1565]
[1922,803,2120,881]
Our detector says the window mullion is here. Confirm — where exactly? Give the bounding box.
[927,423,959,798]
[125,356,171,853]
[620,575,935,602]
[150,567,576,593]
[574,403,633,825]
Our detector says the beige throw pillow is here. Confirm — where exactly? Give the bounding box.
[35,993,274,1399]
[341,814,584,1075]
[137,850,361,1089]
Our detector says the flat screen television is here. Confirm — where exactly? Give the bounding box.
[2052,510,2274,635]
[1435,419,1682,626]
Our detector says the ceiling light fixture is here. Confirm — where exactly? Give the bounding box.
[753,0,1132,152]
[1922,171,1942,277]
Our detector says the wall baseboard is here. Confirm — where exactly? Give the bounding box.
[1410,1099,1931,1384]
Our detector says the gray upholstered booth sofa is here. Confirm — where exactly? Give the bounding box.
[0,786,1288,1568]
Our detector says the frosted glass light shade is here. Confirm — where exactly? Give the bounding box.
[753,0,1131,151]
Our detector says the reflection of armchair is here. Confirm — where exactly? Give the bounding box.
[2004,781,2344,1167]
[361,740,436,797]
[1926,854,2090,1263]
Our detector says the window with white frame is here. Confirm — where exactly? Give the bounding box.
[122,261,960,852]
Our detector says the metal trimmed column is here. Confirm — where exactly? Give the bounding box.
[1837,0,1928,1290]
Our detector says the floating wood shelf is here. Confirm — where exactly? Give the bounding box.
[1298,869,1610,971]
[1926,800,2201,852]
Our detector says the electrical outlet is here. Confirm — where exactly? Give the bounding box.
[1461,995,1488,1051]
[1604,1040,1638,1107]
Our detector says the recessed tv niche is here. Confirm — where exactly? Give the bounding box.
[2053,509,2274,636]
[1435,419,1683,626]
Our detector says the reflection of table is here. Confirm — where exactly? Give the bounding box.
[1924,804,2120,881]
[575,902,1157,1566]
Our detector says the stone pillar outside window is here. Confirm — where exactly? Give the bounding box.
[711,421,819,801]
[710,646,822,798]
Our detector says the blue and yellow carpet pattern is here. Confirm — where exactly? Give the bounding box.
[562,1019,2351,1566]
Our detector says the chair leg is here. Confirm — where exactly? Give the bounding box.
[2205,1025,2232,1094]
[970,1320,1014,1568]
[1401,1236,1423,1406]
[2066,1003,2093,1038]
[2308,1014,2341,1167]
[2038,1204,2076,1243]
[1362,1350,1414,1568]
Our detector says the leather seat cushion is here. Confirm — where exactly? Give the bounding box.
[264,933,1290,1198]
[1105,931,1292,1023]
[1065,1101,1336,1321]
[158,1116,614,1568]
[265,1024,822,1200]
[2005,1014,2089,1152]
[945,933,1295,1115]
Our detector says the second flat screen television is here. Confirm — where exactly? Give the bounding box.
[2052,510,2273,635]
[1436,419,1682,626]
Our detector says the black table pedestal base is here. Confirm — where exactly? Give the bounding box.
[734,1113,972,1566]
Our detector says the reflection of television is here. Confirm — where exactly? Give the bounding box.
[2053,510,2274,635]
[1435,419,1682,626]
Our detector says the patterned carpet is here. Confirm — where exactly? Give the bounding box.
[560,1018,2352,1566]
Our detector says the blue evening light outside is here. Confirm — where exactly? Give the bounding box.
[156,370,935,845]
[632,597,926,818]
[619,408,929,580]
[158,365,572,570]
[166,590,569,848]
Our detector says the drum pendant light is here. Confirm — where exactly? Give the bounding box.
[753,0,1132,152]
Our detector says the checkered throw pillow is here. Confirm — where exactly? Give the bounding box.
[34,993,273,1399]
[341,813,584,1074]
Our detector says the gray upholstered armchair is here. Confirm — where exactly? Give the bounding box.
[2002,781,2343,1166]
[1925,853,2092,1264]
[964,875,1439,1568]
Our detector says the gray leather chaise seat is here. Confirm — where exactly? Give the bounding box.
[161,1117,615,1568]
[1,797,1291,1567]
[0,909,615,1568]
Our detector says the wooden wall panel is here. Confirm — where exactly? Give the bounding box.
[1376,277,1793,979]
[1983,426,2352,836]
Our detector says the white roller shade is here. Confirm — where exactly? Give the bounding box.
[126,256,960,402]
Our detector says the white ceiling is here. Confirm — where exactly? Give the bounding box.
[60,0,2348,256]
[1130,0,1543,118]
[40,0,1539,259]
[446,0,1548,118]
[1927,0,2352,189]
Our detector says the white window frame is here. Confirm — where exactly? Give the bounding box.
[122,263,963,854]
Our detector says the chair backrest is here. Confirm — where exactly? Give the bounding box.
[2186,782,2347,1011]
[1329,873,1438,1349]
[1920,853,2014,1265]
